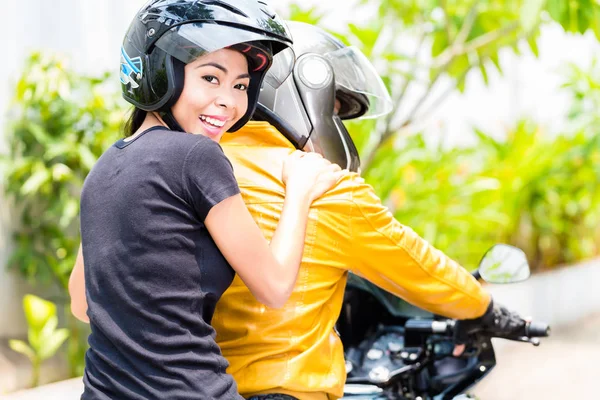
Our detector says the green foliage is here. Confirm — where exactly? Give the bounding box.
[359,118,600,271]
[287,0,600,168]
[3,52,122,377]
[9,295,69,387]
[475,122,600,269]
[487,55,600,269]
[3,52,123,288]
[547,0,600,38]
[285,4,325,25]
[562,57,600,130]
[362,131,507,269]
[283,0,600,269]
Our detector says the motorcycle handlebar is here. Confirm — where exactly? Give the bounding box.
[526,320,551,337]
[404,318,551,340]
[404,319,453,335]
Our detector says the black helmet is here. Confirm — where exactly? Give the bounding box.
[120,0,294,132]
[255,21,392,171]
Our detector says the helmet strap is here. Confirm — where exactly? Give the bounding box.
[158,110,185,132]
[158,56,186,132]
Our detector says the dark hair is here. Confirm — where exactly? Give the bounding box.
[123,107,147,137]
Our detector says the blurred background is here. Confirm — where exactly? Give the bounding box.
[1,0,599,398]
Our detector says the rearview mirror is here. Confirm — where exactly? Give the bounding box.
[478,244,530,284]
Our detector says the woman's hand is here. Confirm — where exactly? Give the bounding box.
[207,150,345,308]
[282,150,345,203]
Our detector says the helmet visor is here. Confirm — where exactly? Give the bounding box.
[323,46,393,119]
[154,22,294,88]
[265,46,295,88]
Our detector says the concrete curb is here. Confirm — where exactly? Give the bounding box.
[486,257,600,327]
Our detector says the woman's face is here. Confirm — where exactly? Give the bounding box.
[171,48,250,142]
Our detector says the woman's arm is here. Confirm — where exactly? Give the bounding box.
[205,193,309,309]
[205,152,342,309]
[68,244,90,323]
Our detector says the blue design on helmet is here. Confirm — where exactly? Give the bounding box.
[120,47,143,91]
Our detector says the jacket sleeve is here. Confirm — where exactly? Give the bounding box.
[348,175,491,320]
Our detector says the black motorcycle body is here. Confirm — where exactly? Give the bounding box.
[336,244,548,400]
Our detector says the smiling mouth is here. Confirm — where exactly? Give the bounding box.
[199,115,226,128]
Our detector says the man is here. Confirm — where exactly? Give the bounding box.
[213,22,525,400]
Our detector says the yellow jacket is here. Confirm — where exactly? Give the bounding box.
[213,122,491,400]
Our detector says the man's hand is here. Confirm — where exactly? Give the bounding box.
[452,299,527,356]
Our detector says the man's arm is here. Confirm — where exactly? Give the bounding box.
[347,174,491,320]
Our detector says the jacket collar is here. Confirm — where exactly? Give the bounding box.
[220,121,296,150]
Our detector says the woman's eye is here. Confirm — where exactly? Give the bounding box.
[235,83,248,91]
[203,75,218,84]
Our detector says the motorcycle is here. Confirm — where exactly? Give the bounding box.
[336,244,550,400]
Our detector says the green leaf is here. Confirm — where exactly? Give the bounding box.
[286,4,324,25]
[447,54,470,79]
[520,0,546,33]
[78,144,99,170]
[39,329,70,361]
[39,315,59,340]
[28,329,41,353]
[9,340,36,362]
[347,23,382,56]
[20,168,50,196]
[479,61,489,85]
[23,294,56,332]
[45,142,78,161]
[431,31,449,58]
[456,76,467,92]
[546,0,568,26]
[526,35,540,57]
[25,123,53,146]
[59,198,80,228]
[488,52,503,75]
[51,163,73,182]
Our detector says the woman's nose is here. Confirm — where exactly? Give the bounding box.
[215,90,235,109]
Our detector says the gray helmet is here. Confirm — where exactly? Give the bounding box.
[255,21,392,171]
[121,0,295,132]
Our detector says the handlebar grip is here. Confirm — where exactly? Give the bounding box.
[526,321,550,337]
[405,319,453,334]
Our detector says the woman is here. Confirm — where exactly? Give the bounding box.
[68,1,343,399]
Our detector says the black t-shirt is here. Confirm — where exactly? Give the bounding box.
[79,127,243,400]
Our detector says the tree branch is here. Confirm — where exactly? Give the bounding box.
[412,34,520,131]
[387,22,520,135]
[434,21,520,69]
[432,3,479,69]
[462,22,519,54]
[361,56,445,171]
[455,4,479,47]
[361,25,427,170]
[389,27,428,126]
[363,5,480,170]
[410,68,470,130]
[440,0,453,41]
[360,9,521,172]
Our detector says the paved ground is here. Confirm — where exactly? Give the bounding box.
[472,313,599,399]
[0,378,83,400]
[3,314,599,400]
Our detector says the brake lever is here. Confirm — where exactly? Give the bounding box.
[514,336,541,346]
[495,334,541,346]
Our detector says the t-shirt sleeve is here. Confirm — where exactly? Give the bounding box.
[182,137,240,221]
